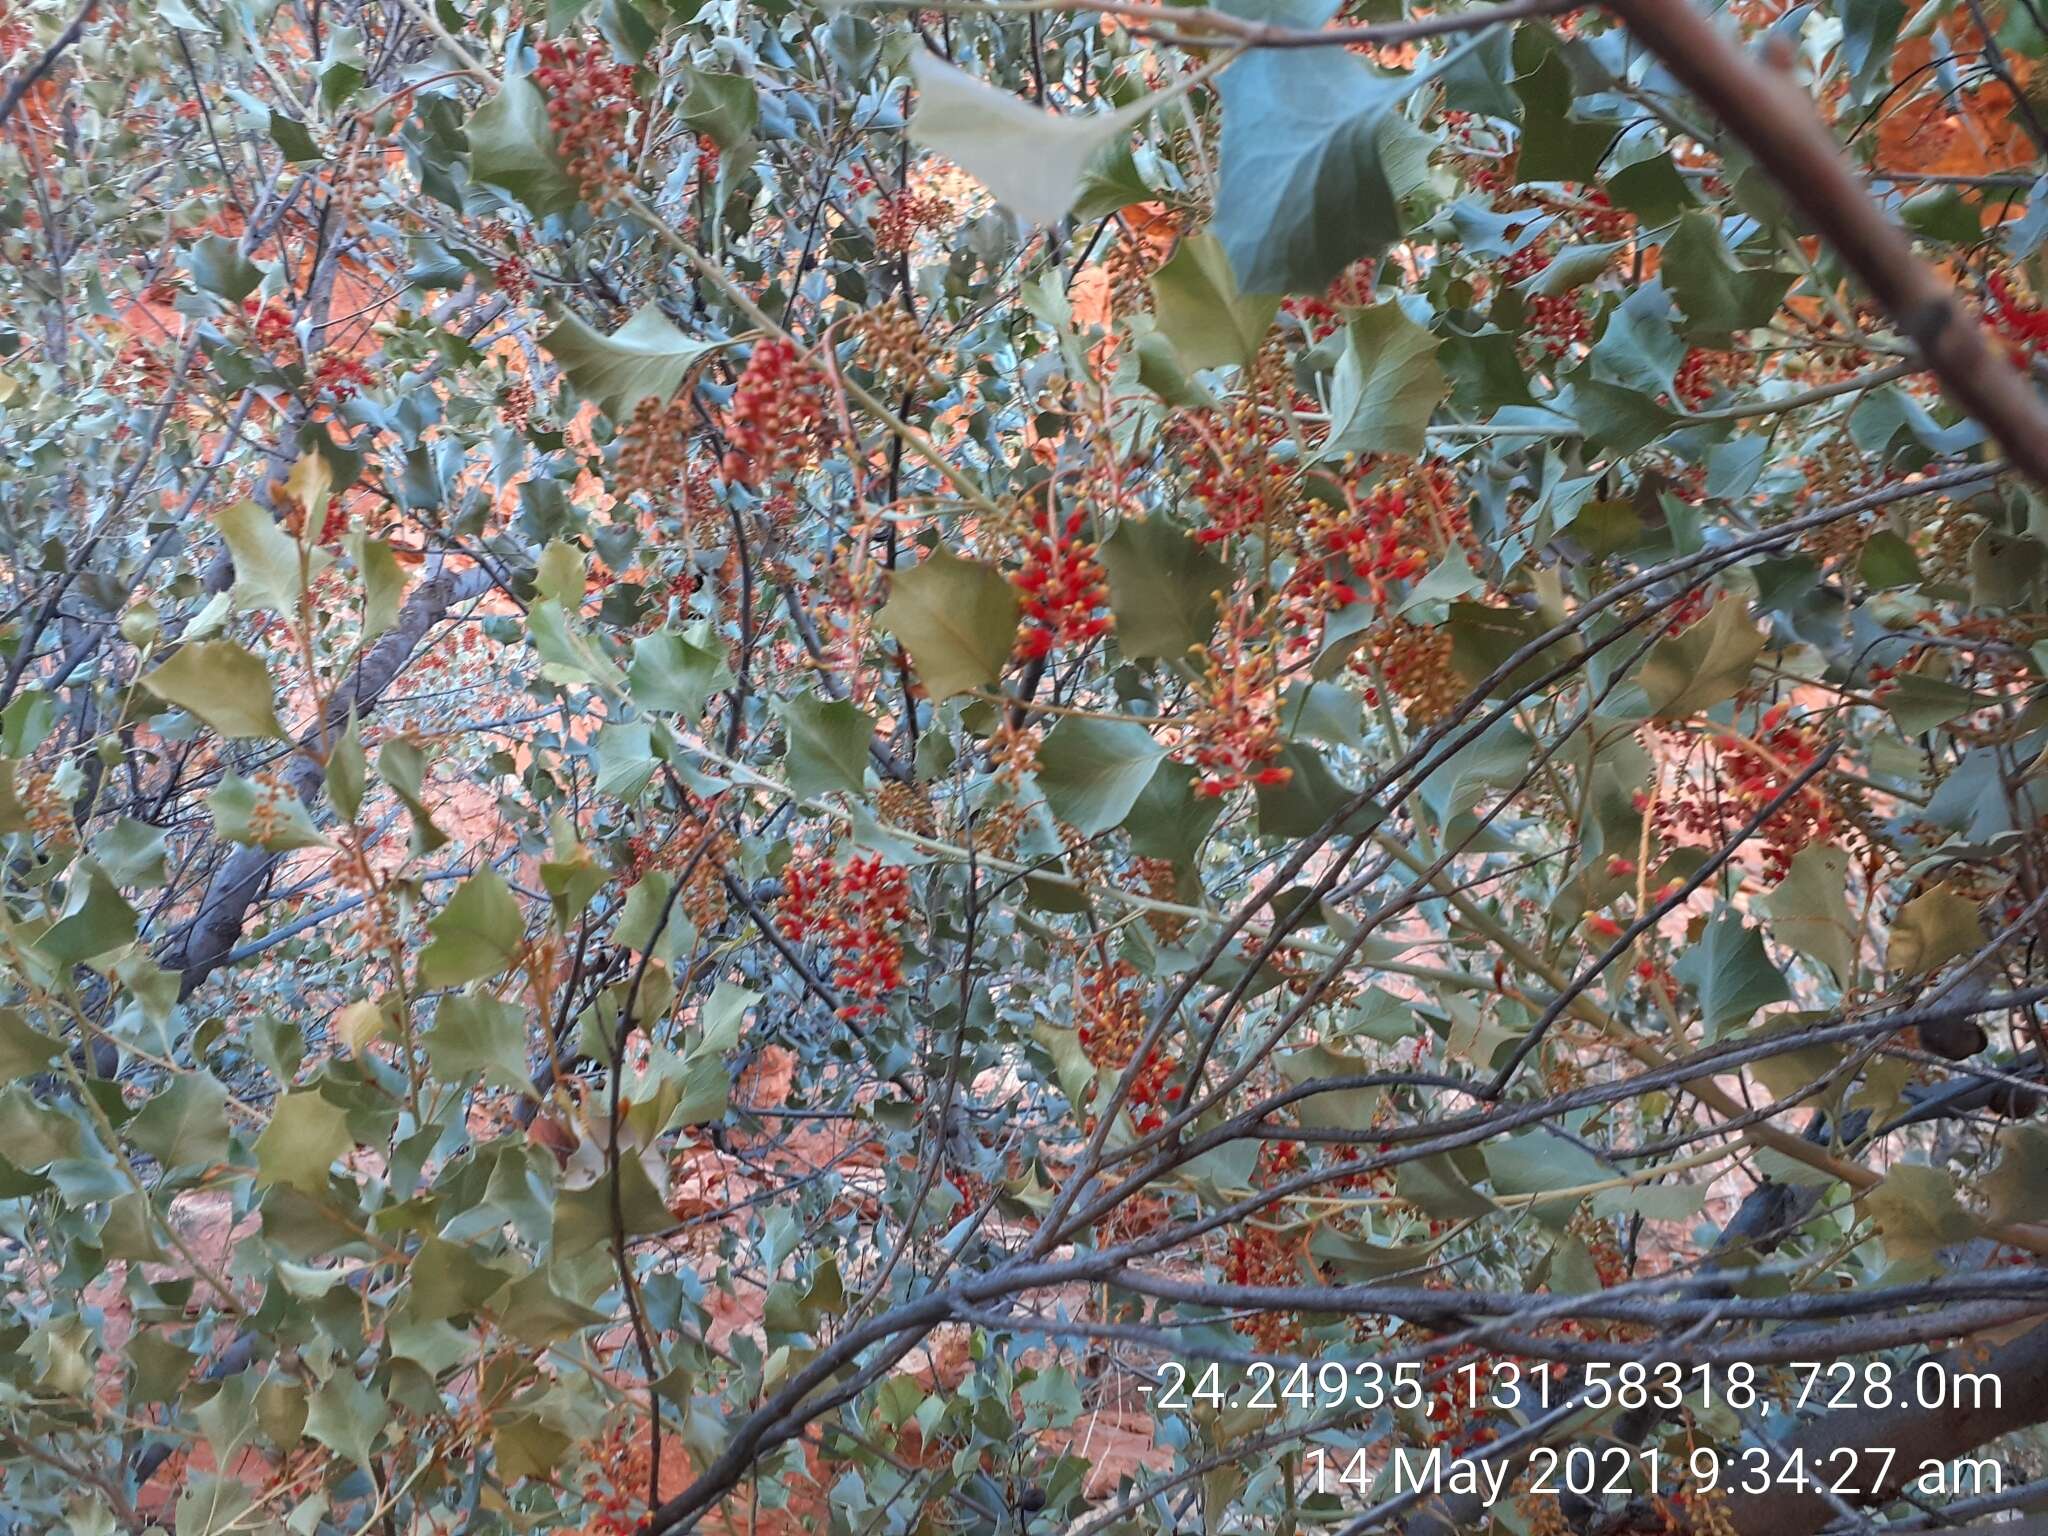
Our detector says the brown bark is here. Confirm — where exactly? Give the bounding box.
[1604,0,2048,491]
[170,563,491,997]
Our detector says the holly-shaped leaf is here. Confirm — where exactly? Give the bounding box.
[1098,519,1225,661]
[1673,909,1790,1037]
[780,692,874,801]
[468,75,578,216]
[1638,600,1765,719]
[877,548,1020,701]
[253,1089,352,1193]
[541,304,720,420]
[1887,883,1983,976]
[1215,47,1419,294]
[142,642,288,740]
[908,53,1150,228]
[128,1075,231,1173]
[1318,303,1447,461]
[416,869,526,990]
[1035,717,1165,835]
[1148,232,1280,371]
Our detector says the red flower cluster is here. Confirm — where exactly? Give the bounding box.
[575,1417,652,1536]
[1525,293,1591,355]
[1184,604,1291,797]
[532,37,637,202]
[1077,958,1185,1133]
[1181,397,1294,545]
[493,255,532,299]
[780,852,911,1019]
[1660,702,1835,884]
[1224,1140,1308,1351]
[1011,501,1113,660]
[722,337,824,485]
[243,298,294,349]
[1987,270,2048,360]
[1578,187,1634,242]
[313,353,375,402]
[1290,459,1475,624]
[1673,347,1742,410]
[1361,618,1464,723]
[1282,258,1378,340]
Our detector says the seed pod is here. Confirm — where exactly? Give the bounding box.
[1917,1016,1988,1061]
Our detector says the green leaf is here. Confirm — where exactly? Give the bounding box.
[493,1267,608,1347]
[908,53,1148,228]
[1035,717,1166,835]
[1604,153,1695,223]
[1215,48,1413,293]
[217,500,324,616]
[40,867,139,968]
[416,870,525,989]
[128,1074,230,1172]
[1148,232,1280,371]
[877,549,1020,701]
[211,773,329,852]
[1124,759,1222,865]
[327,717,365,822]
[1317,304,1447,461]
[188,235,261,302]
[1673,909,1790,1037]
[1562,376,1678,454]
[142,641,288,740]
[1762,845,1858,986]
[253,1090,353,1193]
[1880,672,1982,735]
[409,1235,513,1322]
[346,531,405,641]
[1662,212,1795,341]
[1859,530,1923,590]
[780,692,874,801]
[1638,600,1765,719]
[628,626,732,716]
[542,303,719,420]
[382,738,447,853]
[1277,1042,1381,1131]
[0,1009,61,1080]
[305,1371,387,1469]
[427,994,533,1093]
[1887,883,1982,976]
[680,68,758,150]
[1840,0,1906,104]
[1483,1133,1607,1227]
[1513,32,1615,183]
[1437,26,1519,120]
[468,75,578,216]
[268,111,322,162]
[1098,519,1225,661]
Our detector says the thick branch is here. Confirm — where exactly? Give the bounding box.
[168,564,491,997]
[1605,0,2048,489]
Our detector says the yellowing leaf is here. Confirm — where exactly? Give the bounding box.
[1887,882,1983,976]
[253,1089,352,1193]
[217,500,327,616]
[1148,232,1280,371]
[1637,599,1765,720]
[143,642,288,740]
[877,548,1019,701]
